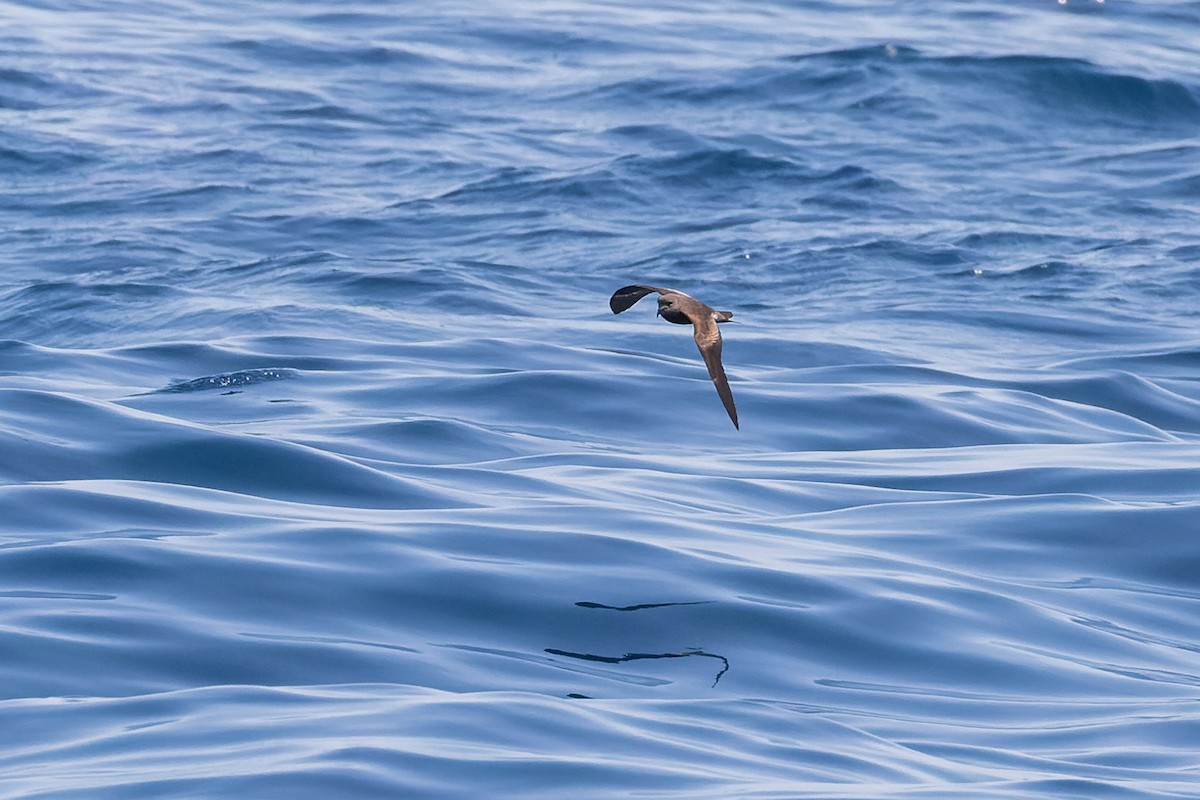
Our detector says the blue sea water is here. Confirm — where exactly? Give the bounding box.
[2,0,1200,796]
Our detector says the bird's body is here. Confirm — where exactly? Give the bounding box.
[609,284,739,429]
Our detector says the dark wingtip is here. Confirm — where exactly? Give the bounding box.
[609,284,652,314]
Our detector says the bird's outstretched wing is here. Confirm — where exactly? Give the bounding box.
[609,285,672,314]
[690,316,739,429]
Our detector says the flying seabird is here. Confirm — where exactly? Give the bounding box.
[609,284,739,429]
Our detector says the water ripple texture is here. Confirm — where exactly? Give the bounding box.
[1,1,1199,798]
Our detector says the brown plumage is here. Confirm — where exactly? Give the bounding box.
[609,284,739,429]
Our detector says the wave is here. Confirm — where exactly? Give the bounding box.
[156,368,300,394]
[591,44,1200,136]
[216,38,433,70]
[0,389,458,508]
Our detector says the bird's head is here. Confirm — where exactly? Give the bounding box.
[655,296,692,325]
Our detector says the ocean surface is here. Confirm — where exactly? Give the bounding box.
[2,0,1199,797]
